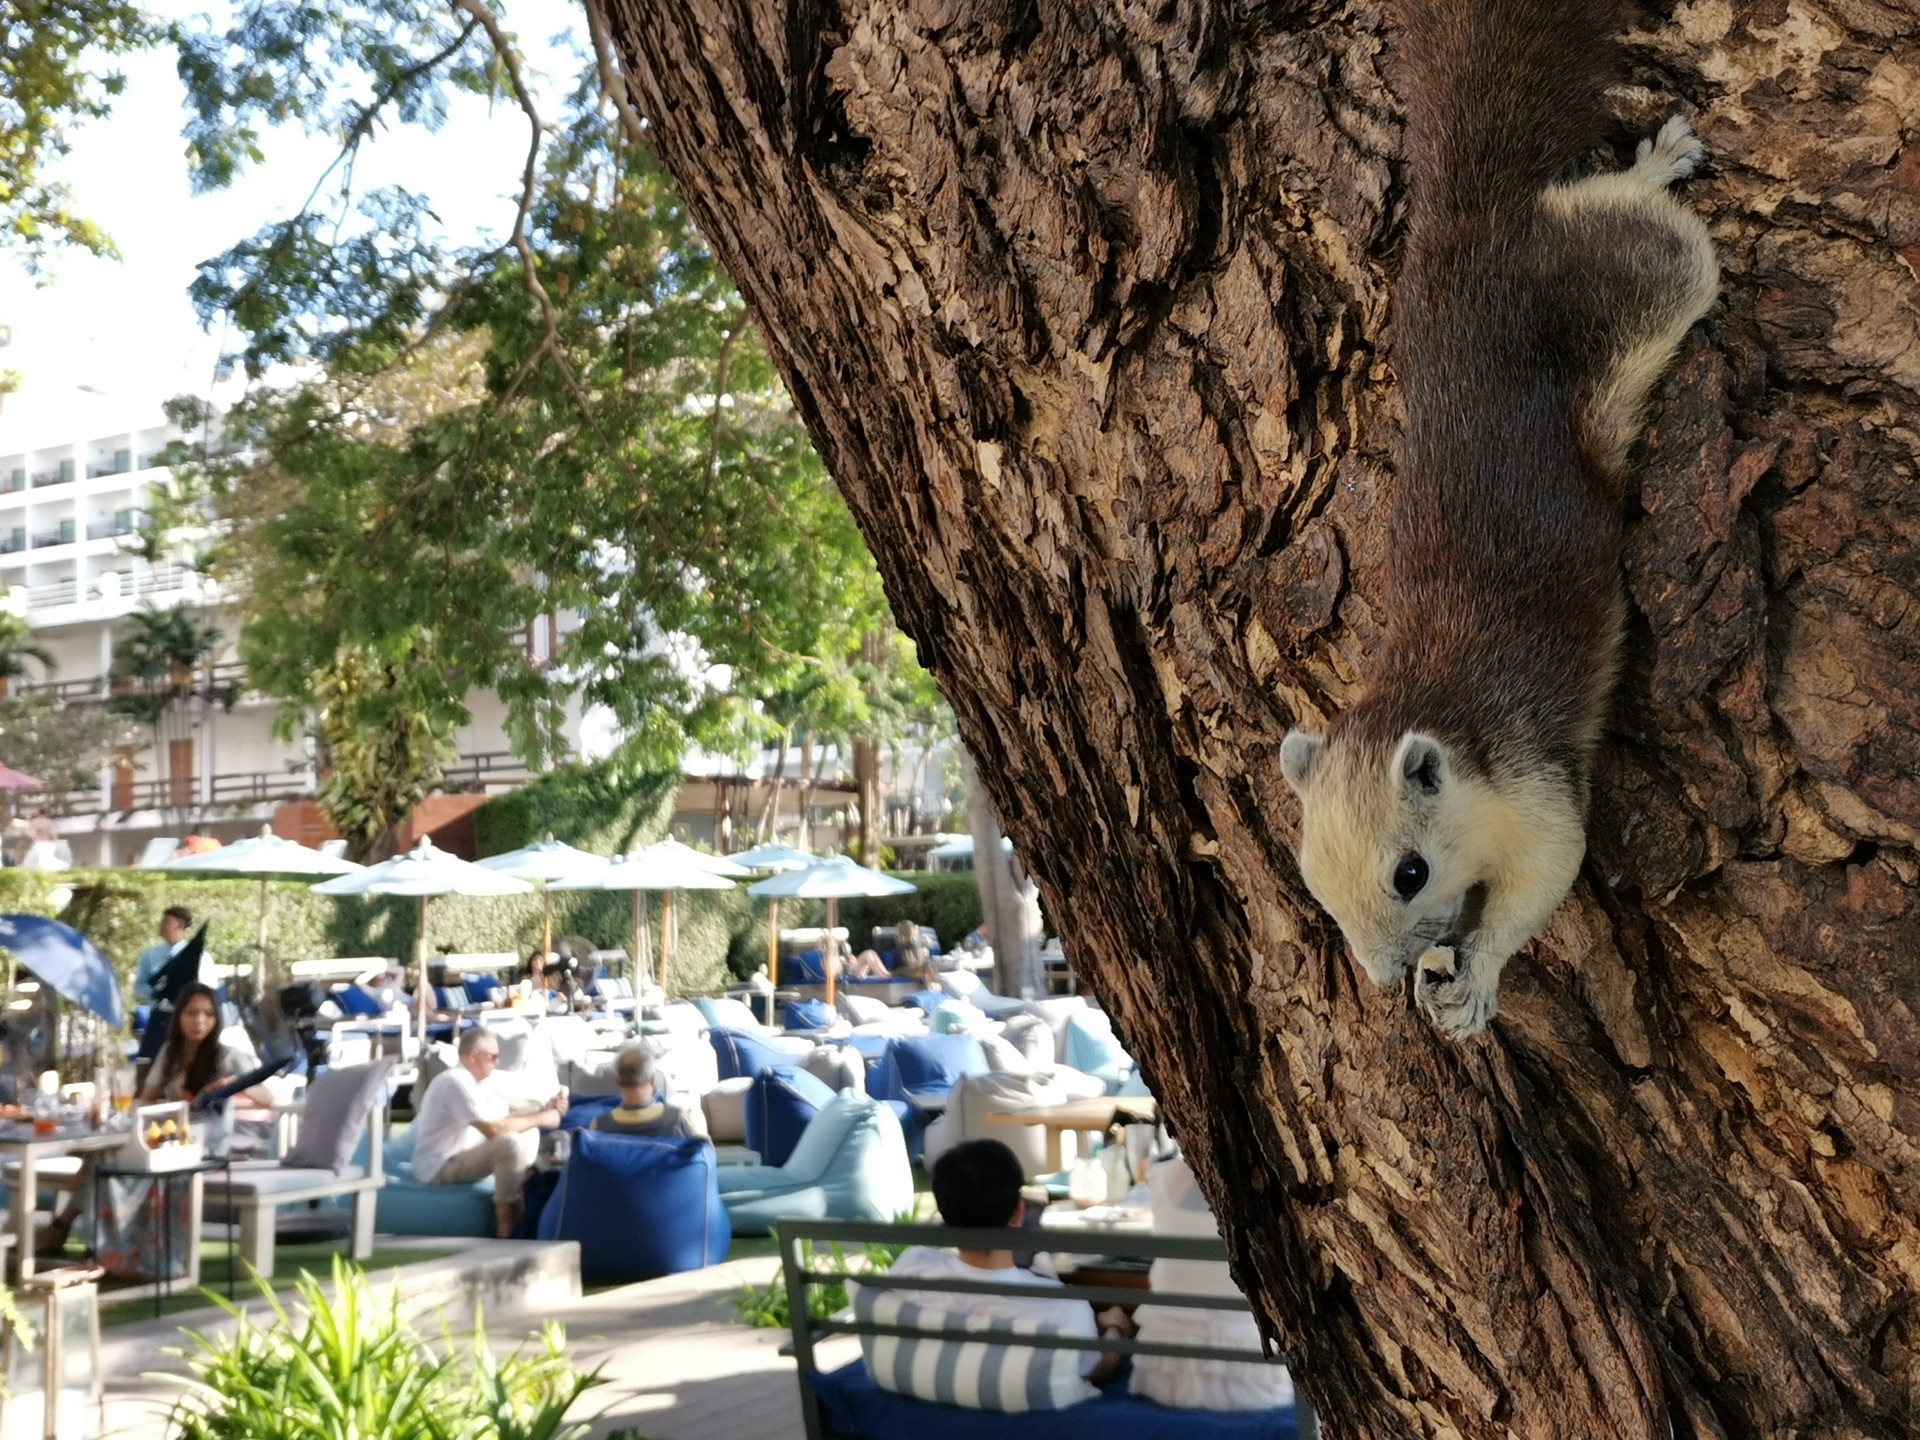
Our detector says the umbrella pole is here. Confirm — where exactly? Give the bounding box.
[541,890,553,965]
[416,895,430,1058]
[825,896,837,1010]
[767,898,779,991]
[256,875,270,994]
[659,890,673,999]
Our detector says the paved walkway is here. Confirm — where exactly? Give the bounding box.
[102,1250,854,1440]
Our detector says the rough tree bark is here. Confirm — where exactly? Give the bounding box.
[611,2,1920,1435]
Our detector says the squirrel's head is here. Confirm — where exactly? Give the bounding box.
[1279,728,1587,1033]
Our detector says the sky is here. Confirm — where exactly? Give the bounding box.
[0,0,582,449]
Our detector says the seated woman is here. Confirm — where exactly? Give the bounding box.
[140,984,276,1107]
[843,948,891,980]
[42,985,274,1254]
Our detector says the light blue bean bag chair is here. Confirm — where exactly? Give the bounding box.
[376,1124,497,1238]
[746,1065,838,1168]
[716,1093,915,1236]
[1063,1011,1137,1095]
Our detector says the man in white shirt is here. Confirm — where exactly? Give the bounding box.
[887,1139,1128,1385]
[411,1026,567,1236]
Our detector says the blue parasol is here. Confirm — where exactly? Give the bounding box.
[0,913,125,1027]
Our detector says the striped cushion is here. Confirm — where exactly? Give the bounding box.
[850,1283,1099,1412]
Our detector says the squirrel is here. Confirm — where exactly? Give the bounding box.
[1278,0,1718,1038]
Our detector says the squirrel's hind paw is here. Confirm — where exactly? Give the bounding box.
[1632,116,1706,188]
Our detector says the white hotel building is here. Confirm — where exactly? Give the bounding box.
[0,401,555,866]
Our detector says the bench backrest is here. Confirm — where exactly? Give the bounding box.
[777,1218,1318,1440]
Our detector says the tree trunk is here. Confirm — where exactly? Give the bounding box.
[612,3,1920,1434]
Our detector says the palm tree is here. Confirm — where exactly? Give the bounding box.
[0,609,55,694]
[109,605,221,818]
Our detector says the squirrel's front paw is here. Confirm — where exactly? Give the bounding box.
[1633,115,1706,188]
[1414,946,1500,1039]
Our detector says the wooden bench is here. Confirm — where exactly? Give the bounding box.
[778,1217,1319,1440]
[217,1107,387,1275]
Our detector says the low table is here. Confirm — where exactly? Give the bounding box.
[0,1125,130,1284]
[983,1097,1159,1172]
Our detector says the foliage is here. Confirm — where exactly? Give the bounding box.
[57,864,755,1002]
[0,0,159,267]
[0,611,53,683]
[310,647,460,860]
[162,1256,598,1439]
[108,606,225,727]
[732,1231,910,1330]
[834,873,985,960]
[0,693,128,809]
[471,762,680,862]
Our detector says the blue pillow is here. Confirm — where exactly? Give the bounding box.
[901,989,949,1016]
[709,1028,795,1082]
[462,976,503,1006]
[744,1066,837,1167]
[783,998,836,1031]
[334,984,383,1018]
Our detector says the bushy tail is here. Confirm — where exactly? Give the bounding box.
[1396,0,1619,229]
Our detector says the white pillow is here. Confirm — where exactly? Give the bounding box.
[977,1033,1034,1075]
[838,993,892,1027]
[703,996,764,1032]
[936,968,982,998]
[801,1044,866,1096]
[851,1285,1098,1412]
[701,1075,753,1142]
[998,1015,1055,1068]
[1019,998,1088,1054]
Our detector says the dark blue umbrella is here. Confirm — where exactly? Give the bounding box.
[0,914,126,1027]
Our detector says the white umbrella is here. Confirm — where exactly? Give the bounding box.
[314,838,534,1051]
[476,835,609,965]
[724,844,815,989]
[548,841,737,996]
[647,837,752,879]
[152,825,364,989]
[746,856,916,1007]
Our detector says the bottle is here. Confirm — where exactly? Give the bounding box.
[1102,1126,1132,1207]
[1068,1148,1107,1209]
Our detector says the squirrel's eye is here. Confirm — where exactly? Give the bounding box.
[1392,854,1429,900]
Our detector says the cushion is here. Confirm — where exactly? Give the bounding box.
[930,1000,987,1035]
[838,993,892,1027]
[978,1033,1035,1075]
[702,1076,753,1142]
[710,1028,806,1082]
[536,1131,729,1283]
[902,990,950,1016]
[1021,997,1090,1053]
[695,996,765,1032]
[280,1059,394,1173]
[783,998,836,1031]
[808,1360,1302,1439]
[656,1001,708,1035]
[801,1043,866,1096]
[849,1284,1098,1412]
[333,985,383,1018]
[745,1066,837,1167]
[1062,1012,1134,1093]
[936,969,982,998]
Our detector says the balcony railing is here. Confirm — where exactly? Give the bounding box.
[86,520,135,541]
[0,534,24,556]
[29,530,75,550]
[24,579,77,610]
[209,770,312,806]
[443,750,531,787]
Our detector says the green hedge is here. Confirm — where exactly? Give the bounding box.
[471,764,680,859]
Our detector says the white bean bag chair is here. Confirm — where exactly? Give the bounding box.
[1021,996,1090,1056]
[922,1071,1073,1180]
[801,1043,867,1097]
[1131,1156,1295,1411]
[837,993,893,1027]
[702,1075,754,1143]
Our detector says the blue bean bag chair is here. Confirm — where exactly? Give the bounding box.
[746,1066,837,1168]
[1063,1012,1136,1095]
[900,989,951,1016]
[536,1132,730,1284]
[861,1034,987,1159]
[710,1027,811,1081]
[782,998,836,1032]
[375,1125,496,1238]
[716,1094,915,1235]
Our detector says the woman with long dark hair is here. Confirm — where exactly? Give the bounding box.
[139,984,273,1105]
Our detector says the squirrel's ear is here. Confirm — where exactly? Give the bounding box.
[1280,732,1325,794]
[1393,733,1449,798]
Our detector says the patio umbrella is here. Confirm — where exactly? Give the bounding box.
[725,844,815,989]
[153,825,364,990]
[313,838,534,1052]
[0,914,123,1026]
[746,856,917,1007]
[0,766,42,792]
[549,841,737,997]
[476,835,609,966]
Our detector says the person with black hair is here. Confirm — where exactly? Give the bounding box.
[139,985,274,1106]
[887,1139,1129,1386]
[133,906,194,1006]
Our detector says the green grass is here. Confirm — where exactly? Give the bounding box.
[82,1237,453,1328]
